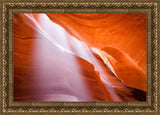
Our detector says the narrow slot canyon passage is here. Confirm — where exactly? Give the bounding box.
[14,13,146,101]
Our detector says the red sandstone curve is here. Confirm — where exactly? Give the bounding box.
[46,13,147,91]
[92,47,146,91]
[14,14,122,101]
[46,13,147,73]
[14,13,146,101]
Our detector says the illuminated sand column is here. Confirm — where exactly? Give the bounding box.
[25,14,93,101]
[14,13,140,101]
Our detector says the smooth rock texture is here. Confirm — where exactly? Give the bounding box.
[14,13,146,101]
[47,13,146,73]
[47,13,147,91]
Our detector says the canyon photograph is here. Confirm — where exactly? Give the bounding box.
[14,13,147,102]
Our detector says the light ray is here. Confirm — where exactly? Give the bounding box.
[22,13,122,101]
[29,14,92,101]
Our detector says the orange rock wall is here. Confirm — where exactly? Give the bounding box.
[14,13,147,101]
[47,14,146,72]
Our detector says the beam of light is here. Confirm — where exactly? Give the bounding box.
[22,13,123,101]
[23,13,73,53]
[25,13,93,101]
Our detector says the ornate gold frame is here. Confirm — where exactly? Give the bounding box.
[0,0,159,114]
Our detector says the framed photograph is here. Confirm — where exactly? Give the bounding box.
[0,0,159,114]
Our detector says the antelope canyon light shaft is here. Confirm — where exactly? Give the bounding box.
[14,13,147,102]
